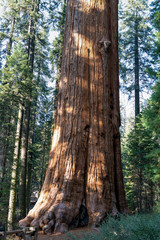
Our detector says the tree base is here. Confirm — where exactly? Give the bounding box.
[19,204,89,234]
[19,0,131,234]
[19,203,130,234]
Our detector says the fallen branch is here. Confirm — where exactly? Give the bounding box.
[0,227,38,239]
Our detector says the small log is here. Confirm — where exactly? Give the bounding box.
[0,227,38,240]
[1,229,23,235]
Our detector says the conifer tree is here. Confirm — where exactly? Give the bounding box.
[119,0,157,118]
[0,0,20,204]
[0,0,56,223]
[121,0,160,212]
[19,0,41,218]
[151,0,160,53]
[6,46,30,228]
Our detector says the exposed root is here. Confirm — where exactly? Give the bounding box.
[19,204,89,234]
[19,216,34,228]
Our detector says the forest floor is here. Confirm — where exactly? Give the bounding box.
[38,227,100,240]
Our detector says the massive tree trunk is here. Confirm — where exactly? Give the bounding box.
[19,0,129,233]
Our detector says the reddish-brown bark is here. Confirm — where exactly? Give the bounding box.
[19,0,129,233]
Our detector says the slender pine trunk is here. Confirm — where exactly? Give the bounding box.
[19,104,31,218]
[139,168,143,212]
[0,111,12,197]
[26,104,37,213]
[26,161,32,213]
[39,137,46,192]
[19,0,40,218]
[134,10,140,118]
[7,17,15,56]
[7,104,24,230]
[150,180,154,208]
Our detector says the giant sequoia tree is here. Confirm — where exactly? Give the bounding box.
[19,0,128,233]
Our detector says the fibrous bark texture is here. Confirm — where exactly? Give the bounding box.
[19,0,129,233]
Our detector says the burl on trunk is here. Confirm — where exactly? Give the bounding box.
[19,0,129,233]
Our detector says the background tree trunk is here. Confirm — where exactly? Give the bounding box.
[26,104,37,213]
[0,111,12,198]
[19,0,39,217]
[39,138,46,193]
[19,0,129,233]
[19,104,31,218]
[8,104,24,230]
[134,9,140,118]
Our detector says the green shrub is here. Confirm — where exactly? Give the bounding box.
[100,214,160,240]
[154,201,160,214]
[70,214,160,240]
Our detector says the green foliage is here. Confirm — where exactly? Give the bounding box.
[0,0,59,222]
[144,80,160,135]
[101,214,160,240]
[1,45,31,102]
[143,80,160,183]
[30,85,54,192]
[69,214,160,240]
[50,1,66,71]
[153,201,160,214]
[50,1,66,113]
[120,0,160,212]
[150,0,160,53]
[119,0,158,94]
[122,79,160,212]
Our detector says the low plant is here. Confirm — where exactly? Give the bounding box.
[70,213,160,240]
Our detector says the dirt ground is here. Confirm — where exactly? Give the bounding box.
[38,227,100,240]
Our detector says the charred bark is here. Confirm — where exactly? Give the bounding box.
[19,0,129,233]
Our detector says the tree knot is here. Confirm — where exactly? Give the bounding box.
[98,38,111,54]
[84,125,90,131]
